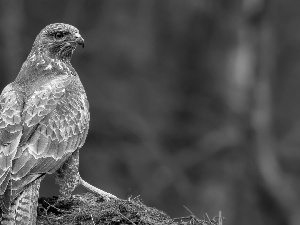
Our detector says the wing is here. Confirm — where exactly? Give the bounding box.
[0,84,23,211]
[10,75,89,198]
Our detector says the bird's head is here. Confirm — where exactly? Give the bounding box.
[32,23,84,62]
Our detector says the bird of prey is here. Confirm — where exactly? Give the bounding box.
[0,23,116,225]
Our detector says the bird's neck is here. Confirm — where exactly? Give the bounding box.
[15,47,75,87]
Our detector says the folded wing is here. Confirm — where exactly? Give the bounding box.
[0,75,90,211]
[0,84,23,211]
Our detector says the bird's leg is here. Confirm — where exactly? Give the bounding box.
[1,176,44,225]
[1,203,17,225]
[56,149,118,201]
[55,150,80,199]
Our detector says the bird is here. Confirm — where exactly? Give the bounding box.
[0,23,116,225]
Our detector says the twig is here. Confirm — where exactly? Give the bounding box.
[43,200,66,213]
[205,213,211,222]
[40,215,52,225]
[91,214,95,225]
[173,215,193,221]
[218,211,222,225]
[117,211,136,225]
[183,205,195,217]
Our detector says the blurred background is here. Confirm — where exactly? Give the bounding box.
[1,0,300,224]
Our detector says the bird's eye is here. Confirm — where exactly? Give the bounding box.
[55,32,64,39]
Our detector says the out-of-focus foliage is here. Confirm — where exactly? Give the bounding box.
[1,0,300,224]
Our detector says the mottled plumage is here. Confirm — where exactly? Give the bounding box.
[0,23,116,225]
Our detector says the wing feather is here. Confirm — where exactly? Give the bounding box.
[12,149,32,174]
[9,76,89,195]
[11,152,36,179]
[0,75,89,205]
[0,84,23,196]
[0,169,10,187]
[0,172,11,212]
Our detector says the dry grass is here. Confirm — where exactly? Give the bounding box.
[37,193,224,225]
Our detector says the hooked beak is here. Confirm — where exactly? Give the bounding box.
[74,33,84,48]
